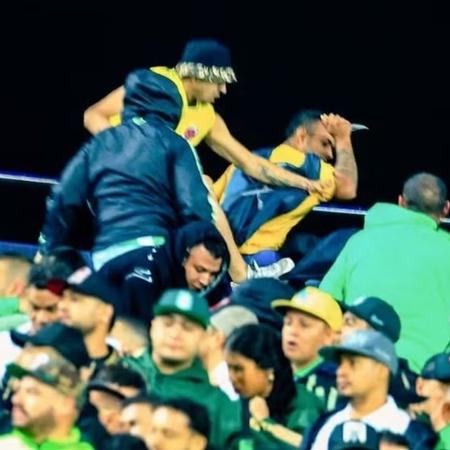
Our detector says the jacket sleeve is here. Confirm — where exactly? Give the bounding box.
[39,146,91,253]
[170,136,216,225]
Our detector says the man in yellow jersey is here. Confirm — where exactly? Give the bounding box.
[84,39,336,281]
[214,110,360,267]
[84,39,326,194]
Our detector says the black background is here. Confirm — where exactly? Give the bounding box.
[1,1,447,244]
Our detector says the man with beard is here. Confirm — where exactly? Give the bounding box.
[0,345,93,449]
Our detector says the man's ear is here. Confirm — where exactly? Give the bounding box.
[442,399,450,424]
[398,194,407,208]
[442,200,450,218]
[293,126,307,146]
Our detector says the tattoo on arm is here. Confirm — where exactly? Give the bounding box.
[335,147,358,185]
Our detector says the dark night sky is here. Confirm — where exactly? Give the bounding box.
[1,1,447,244]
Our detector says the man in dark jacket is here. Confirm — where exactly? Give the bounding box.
[38,70,219,321]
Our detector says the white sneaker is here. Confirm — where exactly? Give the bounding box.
[246,257,295,280]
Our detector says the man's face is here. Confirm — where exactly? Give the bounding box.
[341,312,371,340]
[303,121,335,161]
[24,286,60,332]
[336,354,389,398]
[121,403,154,443]
[151,314,205,366]
[11,376,63,431]
[183,244,222,291]
[191,79,227,103]
[58,290,104,334]
[282,309,333,368]
[415,377,448,421]
[148,406,205,450]
[89,390,125,435]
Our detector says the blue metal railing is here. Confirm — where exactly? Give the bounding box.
[0,170,449,225]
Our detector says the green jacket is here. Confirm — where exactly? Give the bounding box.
[0,427,94,449]
[123,351,243,448]
[435,425,450,450]
[248,384,324,449]
[321,203,450,372]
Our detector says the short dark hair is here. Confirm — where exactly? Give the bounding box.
[225,323,296,418]
[29,246,86,287]
[402,172,447,216]
[380,430,410,448]
[93,364,146,391]
[155,397,210,440]
[202,238,229,262]
[122,393,160,409]
[285,109,323,139]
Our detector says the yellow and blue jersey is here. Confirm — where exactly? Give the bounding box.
[111,66,216,147]
[214,144,335,255]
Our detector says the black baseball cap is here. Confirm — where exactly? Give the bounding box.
[343,296,401,343]
[421,352,450,381]
[10,322,90,368]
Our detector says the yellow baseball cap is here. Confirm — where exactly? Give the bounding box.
[271,286,343,331]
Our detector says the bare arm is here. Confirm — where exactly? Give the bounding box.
[205,113,325,193]
[334,140,358,199]
[83,86,125,135]
[321,114,358,199]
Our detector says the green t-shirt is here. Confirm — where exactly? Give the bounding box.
[0,427,94,449]
[435,425,450,450]
[321,203,450,372]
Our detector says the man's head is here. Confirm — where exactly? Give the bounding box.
[415,352,450,429]
[8,346,83,439]
[176,39,236,104]
[200,305,258,360]
[177,221,229,293]
[272,287,342,369]
[399,172,449,222]
[0,252,31,297]
[151,289,209,371]
[121,394,159,445]
[379,431,410,450]
[285,109,335,160]
[57,267,120,336]
[25,247,86,332]
[341,296,401,343]
[320,330,397,400]
[87,364,146,435]
[148,398,209,450]
[183,241,227,291]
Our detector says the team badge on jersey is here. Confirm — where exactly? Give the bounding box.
[184,125,199,140]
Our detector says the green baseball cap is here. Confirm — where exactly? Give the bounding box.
[153,289,210,329]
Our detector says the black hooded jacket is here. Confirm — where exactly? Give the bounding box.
[39,69,214,253]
